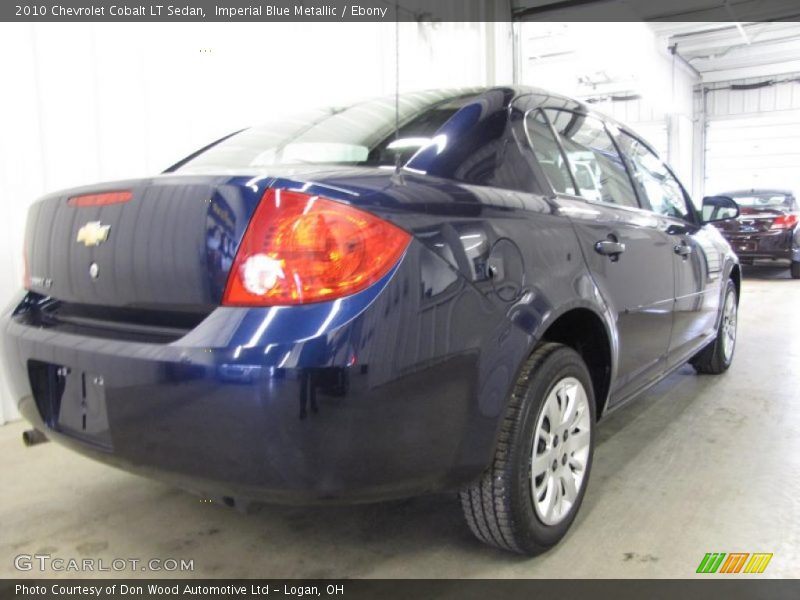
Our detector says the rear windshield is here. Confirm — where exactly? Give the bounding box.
[731,193,795,210]
[174,91,480,174]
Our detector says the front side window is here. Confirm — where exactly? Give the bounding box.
[544,109,638,208]
[617,132,692,221]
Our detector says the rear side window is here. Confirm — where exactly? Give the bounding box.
[543,109,638,208]
[524,110,576,196]
[616,132,692,220]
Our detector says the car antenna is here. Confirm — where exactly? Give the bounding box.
[392,3,405,182]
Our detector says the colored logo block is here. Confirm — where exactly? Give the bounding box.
[697,552,772,574]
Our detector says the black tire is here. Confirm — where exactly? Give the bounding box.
[691,279,738,374]
[460,343,596,555]
[791,261,800,279]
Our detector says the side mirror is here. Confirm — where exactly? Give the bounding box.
[702,196,739,224]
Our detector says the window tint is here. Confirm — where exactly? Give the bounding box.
[617,133,692,220]
[524,110,576,195]
[544,109,638,208]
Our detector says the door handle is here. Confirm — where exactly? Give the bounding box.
[674,243,693,257]
[595,240,626,258]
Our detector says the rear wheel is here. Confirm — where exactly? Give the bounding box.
[691,279,738,374]
[791,261,800,279]
[460,343,595,555]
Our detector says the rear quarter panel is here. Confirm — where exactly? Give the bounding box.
[326,174,616,453]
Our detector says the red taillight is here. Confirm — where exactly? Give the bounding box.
[67,190,132,207]
[222,189,411,306]
[771,214,798,230]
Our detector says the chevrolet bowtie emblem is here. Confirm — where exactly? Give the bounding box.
[76,221,111,247]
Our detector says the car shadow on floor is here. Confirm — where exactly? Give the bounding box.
[740,262,793,280]
[574,366,712,513]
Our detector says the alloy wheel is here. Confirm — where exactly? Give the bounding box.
[721,291,737,362]
[530,376,591,526]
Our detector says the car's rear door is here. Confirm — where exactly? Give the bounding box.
[525,107,675,403]
[615,132,722,365]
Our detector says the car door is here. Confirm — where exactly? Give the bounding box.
[526,108,675,403]
[615,132,722,364]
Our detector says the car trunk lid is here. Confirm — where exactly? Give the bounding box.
[23,167,409,316]
[716,207,786,234]
[24,174,268,312]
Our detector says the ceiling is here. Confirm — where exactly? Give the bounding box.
[652,22,800,82]
[520,20,800,90]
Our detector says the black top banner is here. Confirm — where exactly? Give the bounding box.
[3,0,800,22]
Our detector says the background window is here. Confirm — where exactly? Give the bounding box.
[524,110,576,195]
[544,109,638,208]
[617,133,692,220]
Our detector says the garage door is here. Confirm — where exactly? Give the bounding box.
[705,111,800,196]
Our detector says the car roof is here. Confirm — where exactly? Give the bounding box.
[391,85,623,121]
[498,86,662,156]
[335,86,649,151]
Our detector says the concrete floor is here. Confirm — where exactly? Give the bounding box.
[1,265,799,579]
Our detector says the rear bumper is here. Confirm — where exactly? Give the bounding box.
[721,228,799,261]
[1,243,524,504]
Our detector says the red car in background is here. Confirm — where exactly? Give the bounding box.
[711,189,800,279]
